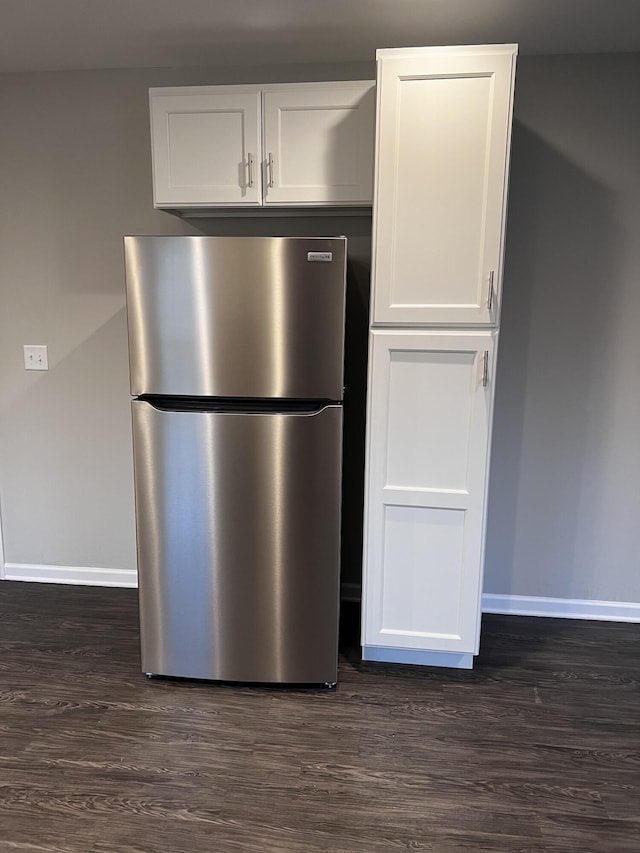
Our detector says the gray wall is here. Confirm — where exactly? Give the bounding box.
[0,62,372,575]
[1,53,638,604]
[484,53,640,602]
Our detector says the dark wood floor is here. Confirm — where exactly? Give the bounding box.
[0,581,639,852]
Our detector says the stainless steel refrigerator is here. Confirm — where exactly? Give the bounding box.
[124,236,347,685]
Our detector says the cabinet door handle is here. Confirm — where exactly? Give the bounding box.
[487,270,495,311]
[247,152,254,188]
[482,350,490,387]
[267,152,275,188]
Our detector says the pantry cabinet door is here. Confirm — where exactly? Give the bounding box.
[362,330,496,655]
[372,49,516,326]
[150,88,262,207]
[262,82,375,206]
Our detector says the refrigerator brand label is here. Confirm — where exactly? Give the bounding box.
[307,252,333,262]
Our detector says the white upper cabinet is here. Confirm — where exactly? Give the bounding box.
[150,82,375,210]
[371,46,517,326]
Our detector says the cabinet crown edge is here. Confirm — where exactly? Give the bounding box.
[376,43,518,60]
[149,80,375,98]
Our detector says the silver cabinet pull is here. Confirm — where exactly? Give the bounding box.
[267,152,274,188]
[488,270,495,311]
[247,152,254,188]
[482,350,489,387]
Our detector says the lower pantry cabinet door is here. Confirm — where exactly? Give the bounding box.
[362,330,496,665]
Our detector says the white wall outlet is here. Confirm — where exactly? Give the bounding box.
[24,345,49,371]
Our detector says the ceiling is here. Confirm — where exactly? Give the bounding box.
[1,0,639,74]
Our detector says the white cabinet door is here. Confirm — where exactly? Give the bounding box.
[372,47,516,326]
[262,82,375,205]
[362,330,496,655]
[150,88,262,207]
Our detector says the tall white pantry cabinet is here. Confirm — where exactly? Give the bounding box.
[362,45,518,669]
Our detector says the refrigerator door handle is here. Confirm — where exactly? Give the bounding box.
[299,403,341,417]
[136,396,340,415]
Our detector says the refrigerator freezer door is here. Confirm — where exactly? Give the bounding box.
[132,400,343,684]
[125,236,347,400]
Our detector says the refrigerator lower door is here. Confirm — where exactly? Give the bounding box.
[132,400,343,684]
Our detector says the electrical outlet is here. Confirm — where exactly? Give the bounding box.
[24,345,48,371]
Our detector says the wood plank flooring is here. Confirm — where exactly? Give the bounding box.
[0,581,638,852]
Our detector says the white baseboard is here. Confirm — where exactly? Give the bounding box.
[337,585,640,624]
[3,563,138,588]
[0,502,6,581]
[482,593,640,623]
[2,568,638,623]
